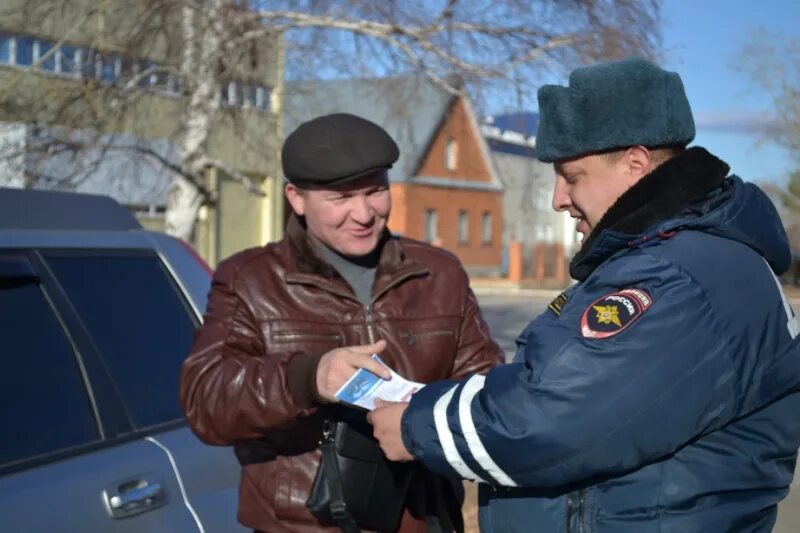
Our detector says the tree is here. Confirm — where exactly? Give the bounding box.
[738,31,800,258]
[0,0,662,242]
[736,30,800,163]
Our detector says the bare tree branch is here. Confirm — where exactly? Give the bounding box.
[0,0,662,242]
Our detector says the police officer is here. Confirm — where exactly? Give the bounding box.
[369,58,800,532]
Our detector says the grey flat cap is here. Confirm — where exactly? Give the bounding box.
[282,113,399,186]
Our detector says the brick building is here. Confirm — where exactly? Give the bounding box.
[482,112,579,286]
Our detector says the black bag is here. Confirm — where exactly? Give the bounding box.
[306,419,416,532]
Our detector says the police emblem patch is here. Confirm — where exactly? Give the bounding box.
[580,288,652,339]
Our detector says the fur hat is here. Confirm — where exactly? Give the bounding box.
[535,58,695,162]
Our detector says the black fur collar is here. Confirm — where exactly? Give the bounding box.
[570,147,730,279]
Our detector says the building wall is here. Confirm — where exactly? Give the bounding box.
[388,182,409,234]
[388,183,503,273]
[396,96,503,274]
[491,150,578,249]
[135,213,165,233]
[416,98,493,183]
[217,174,276,263]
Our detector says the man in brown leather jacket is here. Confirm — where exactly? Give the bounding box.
[180,113,503,532]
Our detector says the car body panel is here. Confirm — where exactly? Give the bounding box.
[0,189,240,532]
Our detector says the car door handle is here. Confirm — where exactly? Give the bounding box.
[103,478,166,519]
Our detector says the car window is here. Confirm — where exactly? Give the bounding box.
[43,252,197,429]
[0,277,99,467]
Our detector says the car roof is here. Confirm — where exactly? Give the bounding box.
[0,187,142,231]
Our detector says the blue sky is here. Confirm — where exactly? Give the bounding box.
[661,0,799,184]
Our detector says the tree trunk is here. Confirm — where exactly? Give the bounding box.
[165,175,203,241]
[165,0,223,240]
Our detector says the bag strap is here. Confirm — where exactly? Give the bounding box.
[319,425,361,533]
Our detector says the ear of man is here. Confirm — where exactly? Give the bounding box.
[285,182,306,216]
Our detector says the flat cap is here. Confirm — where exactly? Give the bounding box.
[282,113,400,186]
[535,57,695,162]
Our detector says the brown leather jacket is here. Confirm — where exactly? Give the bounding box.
[180,216,503,532]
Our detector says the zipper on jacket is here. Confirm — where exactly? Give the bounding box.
[363,267,427,345]
[565,494,573,533]
[400,329,453,346]
[365,304,376,344]
[565,490,586,533]
[288,268,428,347]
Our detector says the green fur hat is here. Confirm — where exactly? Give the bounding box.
[535,58,695,162]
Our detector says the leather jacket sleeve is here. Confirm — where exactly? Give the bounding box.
[179,257,318,445]
[451,268,505,379]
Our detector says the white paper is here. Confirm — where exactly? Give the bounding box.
[334,354,424,410]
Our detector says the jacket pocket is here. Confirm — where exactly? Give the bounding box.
[391,325,459,381]
[271,331,343,344]
[269,329,345,357]
[399,329,454,346]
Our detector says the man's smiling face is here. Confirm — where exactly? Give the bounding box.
[551,149,646,239]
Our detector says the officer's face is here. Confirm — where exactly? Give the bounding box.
[285,171,391,257]
[551,147,652,239]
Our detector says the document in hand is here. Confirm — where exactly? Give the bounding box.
[335,355,425,410]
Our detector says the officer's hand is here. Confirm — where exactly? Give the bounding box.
[316,339,390,402]
[368,399,414,462]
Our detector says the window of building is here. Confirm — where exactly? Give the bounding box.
[99,53,120,83]
[445,137,458,170]
[168,73,181,95]
[58,44,79,76]
[43,252,197,429]
[152,69,170,91]
[0,33,12,64]
[135,59,156,88]
[242,84,257,108]
[74,48,91,78]
[15,35,34,66]
[34,39,56,71]
[458,210,469,244]
[79,49,98,79]
[0,271,99,466]
[226,80,240,106]
[118,55,138,83]
[256,86,270,110]
[254,86,265,109]
[481,211,493,244]
[424,209,438,242]
[0,30,266,112]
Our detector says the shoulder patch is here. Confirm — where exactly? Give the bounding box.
[548,291,569,316]
[580,288,652,339]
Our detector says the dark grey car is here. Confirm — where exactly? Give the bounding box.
[0,188,246,532]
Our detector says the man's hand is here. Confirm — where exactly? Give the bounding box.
[316,339,390,402]
[367,399,414,462]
